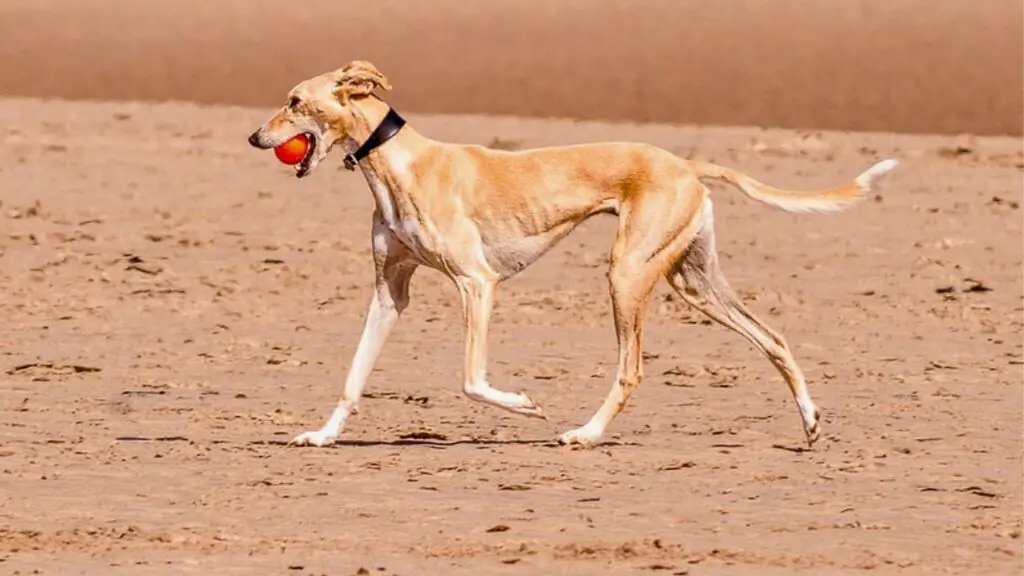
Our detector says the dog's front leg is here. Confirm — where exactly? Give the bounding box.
[457,277,546,419]
[292,221,417,447]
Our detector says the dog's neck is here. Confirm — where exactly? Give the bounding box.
[342,97,430,225]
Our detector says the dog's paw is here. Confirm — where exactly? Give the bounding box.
[803,407,822,447]
[290,429,338,447]
[513,394,548,420]
[557,424,604,448]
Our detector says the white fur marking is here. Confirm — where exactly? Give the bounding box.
[701,196,714,227]
[855,158,899,193]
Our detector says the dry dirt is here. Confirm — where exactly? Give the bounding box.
[0,99,1021,575]
[1,1,1023,575]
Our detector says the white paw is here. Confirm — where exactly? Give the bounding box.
[803,406,822,447]
[290,429,338,447]
[558,424,604,448]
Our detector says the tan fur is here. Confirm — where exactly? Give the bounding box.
[248,61,898,449]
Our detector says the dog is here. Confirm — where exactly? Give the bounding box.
[247,60,897,448]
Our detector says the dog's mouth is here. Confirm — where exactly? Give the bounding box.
[294,132,319,179]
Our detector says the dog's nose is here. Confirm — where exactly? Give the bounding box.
[247,131,262,148]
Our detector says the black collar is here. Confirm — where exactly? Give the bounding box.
[343,107,406,171]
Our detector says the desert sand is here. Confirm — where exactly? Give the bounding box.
[0,2,1022,575]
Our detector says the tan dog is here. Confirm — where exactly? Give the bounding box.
[248,60,897,448]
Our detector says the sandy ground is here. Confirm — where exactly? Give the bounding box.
[0,0,1021,136]
[0,97,1021,574]
[1,0,1022,573]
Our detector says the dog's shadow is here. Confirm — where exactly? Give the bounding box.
[339,437,559,449]
[249,437,565,450]
[249,437,639,449]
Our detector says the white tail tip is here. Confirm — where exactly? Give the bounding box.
[855,158,899,193]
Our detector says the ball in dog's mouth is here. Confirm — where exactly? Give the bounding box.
[274,133,310,164]
[274,133,318,178]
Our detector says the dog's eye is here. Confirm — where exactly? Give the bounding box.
[288,96,301,108]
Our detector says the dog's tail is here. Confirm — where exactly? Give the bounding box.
[690,158,899,214]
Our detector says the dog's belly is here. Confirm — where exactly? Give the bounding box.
[477,196,618,279]
[482,221,579,279]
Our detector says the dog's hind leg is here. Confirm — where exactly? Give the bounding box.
[557,257,658,447]
[559,184,706,448]
[665,201,821,446]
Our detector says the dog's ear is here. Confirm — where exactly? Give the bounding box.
[333,60,392,101]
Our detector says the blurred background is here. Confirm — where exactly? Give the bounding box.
[0,0,1021,135]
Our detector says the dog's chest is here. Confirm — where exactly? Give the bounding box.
[375,189,433,259]
[387,215,428,254]
[363,168,430,254]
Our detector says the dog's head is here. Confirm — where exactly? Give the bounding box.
[247,60,392,178]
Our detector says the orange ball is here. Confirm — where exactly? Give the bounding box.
[274,134,310,165]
